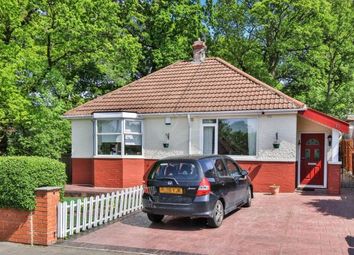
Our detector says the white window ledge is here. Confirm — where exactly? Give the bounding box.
[327,161,342,165]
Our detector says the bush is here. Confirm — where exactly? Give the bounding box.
[0,156,67,210]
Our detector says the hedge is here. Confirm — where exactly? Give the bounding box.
[0,156,66,210]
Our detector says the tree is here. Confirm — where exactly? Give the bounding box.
[0,0,142,157]
[120,0,206,76]
[205,0,354,117]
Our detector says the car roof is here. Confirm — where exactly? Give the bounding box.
[160,155,225,161]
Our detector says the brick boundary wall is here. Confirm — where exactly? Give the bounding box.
[0,187,60,245]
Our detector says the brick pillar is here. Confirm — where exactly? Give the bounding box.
[327,163,341,195]
[33,187,61,245]
[0,186,60,245]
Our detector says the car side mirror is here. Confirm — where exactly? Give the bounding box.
[241,170,248,176]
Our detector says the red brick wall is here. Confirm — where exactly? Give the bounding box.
[0,209,31,244]
[327,163,341,195]
[0,187,60,245]
[73,157,297,192]
[238,161,296,192]
[93,159,123,187]
[144,159,157,174]
[72,158,93,185]
[122,159,145,188]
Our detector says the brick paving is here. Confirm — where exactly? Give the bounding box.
[62,190,354,255]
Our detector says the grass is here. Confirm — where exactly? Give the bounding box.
[63,197,84,203]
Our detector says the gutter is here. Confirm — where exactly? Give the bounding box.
[141,107,307,117]
[62,106,308,120]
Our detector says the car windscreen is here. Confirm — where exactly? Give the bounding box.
[149,161,201,181]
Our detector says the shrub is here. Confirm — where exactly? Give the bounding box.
[0,156,66,210]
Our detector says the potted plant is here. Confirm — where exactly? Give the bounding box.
[273,132,280,149]
[269,184,280,195]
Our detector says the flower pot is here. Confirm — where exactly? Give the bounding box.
[163,143,169,148]
[273,143,280,149]
[269,185,280,195]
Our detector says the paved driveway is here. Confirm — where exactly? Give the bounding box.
[63,190,354,255]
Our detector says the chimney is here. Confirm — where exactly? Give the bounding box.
[192,39,207,63]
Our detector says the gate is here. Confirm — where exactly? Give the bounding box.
[341,139,354,188]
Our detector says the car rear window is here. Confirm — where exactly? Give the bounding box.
[149,161,201,181]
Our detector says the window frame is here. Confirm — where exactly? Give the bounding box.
[94,118,144,158]
[123,120,143,156]
[201,117,258,158]
[202,121,218,155]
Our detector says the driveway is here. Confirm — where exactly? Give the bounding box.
[62,189,354,255]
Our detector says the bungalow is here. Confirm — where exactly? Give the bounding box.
[64,40,349,194]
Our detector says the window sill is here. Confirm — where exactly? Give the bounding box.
[93,155,144,159]
[227,155,258,161]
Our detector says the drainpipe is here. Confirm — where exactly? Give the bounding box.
[187,114,192,155]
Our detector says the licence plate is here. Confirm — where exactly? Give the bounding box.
[159,187,183,194]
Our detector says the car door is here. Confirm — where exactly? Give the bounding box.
[213,157,236,211]
[224,157,247,204]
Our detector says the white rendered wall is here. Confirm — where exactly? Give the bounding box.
[70,114,299,161]
[143,117,189,159]
[144,114,298,161]
[71,119,94,158]
[256,114,297,162]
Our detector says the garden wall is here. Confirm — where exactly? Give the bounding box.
[0,187,60,245]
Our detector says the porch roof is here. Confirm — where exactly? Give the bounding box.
[299,108,349,133]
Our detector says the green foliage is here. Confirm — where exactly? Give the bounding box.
[0,0,142,157]
[206,0,354,118]
[0,156,66,210]
[120,0,206,76]
[0,0,353,158]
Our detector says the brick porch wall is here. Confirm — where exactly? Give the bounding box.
[0,187,60,245]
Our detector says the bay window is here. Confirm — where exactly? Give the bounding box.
[124,120,142,155]
[96,119,142,156]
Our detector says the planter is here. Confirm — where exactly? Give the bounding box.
[163,143,169,148]
[273,143,280,149]
[269,185,280,195]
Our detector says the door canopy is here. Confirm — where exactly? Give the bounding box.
[299,108,349,134]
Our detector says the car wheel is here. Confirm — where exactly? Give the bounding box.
[207,200,224,228]
[147,213,164,223]
[243,186,252,208]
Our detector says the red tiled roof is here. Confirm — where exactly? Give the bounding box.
[64,57,305,116]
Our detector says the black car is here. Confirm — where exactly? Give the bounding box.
[142,155,253,228]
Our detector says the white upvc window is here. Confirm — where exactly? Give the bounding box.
[124,120,143,155]
[202,118,258,156]
[95,119,143,156]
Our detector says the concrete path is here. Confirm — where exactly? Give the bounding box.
[0,242,146,255]
[62,189,354,255]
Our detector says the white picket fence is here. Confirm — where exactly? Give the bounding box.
[57,185,143,238]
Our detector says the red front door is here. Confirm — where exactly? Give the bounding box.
[300,133,325,186]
